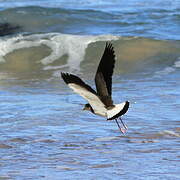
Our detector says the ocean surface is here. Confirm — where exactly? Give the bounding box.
[0,0,180,179]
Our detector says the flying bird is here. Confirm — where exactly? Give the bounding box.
[61,43,129,133]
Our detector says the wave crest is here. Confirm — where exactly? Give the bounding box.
[0,33,179,79]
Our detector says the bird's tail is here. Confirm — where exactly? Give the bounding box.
[107,101,129,120]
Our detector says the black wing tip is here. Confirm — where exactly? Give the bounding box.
[105,42,115,57]
[61,72,83,85]
[105,41,112,46]
[105,42,114,50]
[61,72,69,78]
[61,72,68,82]
[61,72,74,84]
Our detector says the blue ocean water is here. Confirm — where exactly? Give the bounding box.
[0,0,179,39]
[0,0,180,179]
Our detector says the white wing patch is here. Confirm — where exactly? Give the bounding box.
[107,102,126,119]
[69,83,107,117]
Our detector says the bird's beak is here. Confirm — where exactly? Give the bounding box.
[83,106,89,111]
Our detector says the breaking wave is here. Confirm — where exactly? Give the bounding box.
[0,33,179,79]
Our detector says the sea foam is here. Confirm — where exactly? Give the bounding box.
[0,33,118,73]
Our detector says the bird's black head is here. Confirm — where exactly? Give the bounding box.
[83,103,91,111]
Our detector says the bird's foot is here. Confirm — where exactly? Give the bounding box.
[120,127,127,134]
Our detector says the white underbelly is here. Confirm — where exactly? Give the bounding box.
[94,110,107,117]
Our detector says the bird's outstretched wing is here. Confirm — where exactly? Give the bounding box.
[61,73,106,115]
[95,42,115,106]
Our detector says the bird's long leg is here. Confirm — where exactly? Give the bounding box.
[119,117,128,130]
[115,118,126,134]
[115,118,121,130]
